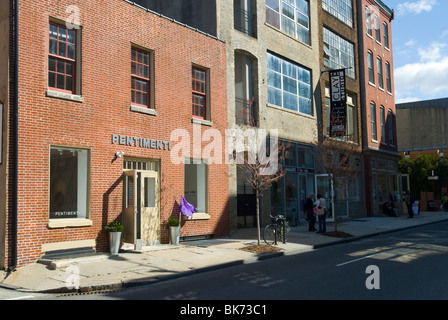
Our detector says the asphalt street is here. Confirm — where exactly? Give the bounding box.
[46,221,448,302]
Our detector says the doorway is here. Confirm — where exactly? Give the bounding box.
[315,174,334,221]
[123,161,160,247]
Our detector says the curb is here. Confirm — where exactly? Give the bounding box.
[3,217,448,294]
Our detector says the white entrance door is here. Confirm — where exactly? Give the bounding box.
[123,170,160,246]
[140,171,160,245]
[315,174,334,221]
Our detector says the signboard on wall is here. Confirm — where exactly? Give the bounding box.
[329,69,347,138]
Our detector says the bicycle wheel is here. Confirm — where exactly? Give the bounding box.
[279,222,290,243]
[263,224,277,245]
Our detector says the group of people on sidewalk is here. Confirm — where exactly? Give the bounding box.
[304,193,327,233]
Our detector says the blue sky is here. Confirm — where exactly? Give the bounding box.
[385,0,448,103]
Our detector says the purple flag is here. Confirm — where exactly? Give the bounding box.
[181,195,195,219]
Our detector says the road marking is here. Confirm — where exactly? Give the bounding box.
[336,254,380,267]
[5,295,35,300]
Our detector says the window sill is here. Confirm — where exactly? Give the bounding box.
[191,118,213,127]
[47,218,93,229]
[46,90,84,103]
[264,23,312,49]
[130,105,157,116]
[266,103,314,119]
[190,213,211,220]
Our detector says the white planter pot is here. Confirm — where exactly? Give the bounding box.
[109,231,122,254]
[169,226,180,245]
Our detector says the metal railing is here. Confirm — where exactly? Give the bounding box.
[234,5,257,38]
[235,98,257,127]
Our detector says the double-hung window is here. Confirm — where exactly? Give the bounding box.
[368,51,375,85]
[370,101,377,141]
[192,66,209,120]
[265,0,310,45]
[385,62,392,93]
[131,48,151,107]
[366,6,372,37]
[383,22,390,49]
[267,52,312,115]
[374,14,381,43]
[380,106,386,143]
[377,57,383,89]
[49,22,77,93]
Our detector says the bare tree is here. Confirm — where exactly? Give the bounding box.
[315,135,360,232]
[231,99,287,245]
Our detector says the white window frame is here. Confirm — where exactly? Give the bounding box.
[265,0,311,45]
[49,146,90,221]
[267,52,313,116]
[323,28,355,79]
[322,0,353,27]
[184,159,209,214]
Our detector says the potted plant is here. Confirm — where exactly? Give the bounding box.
[105,221,123,254]
[167,215,180,245]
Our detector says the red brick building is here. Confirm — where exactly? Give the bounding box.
[0,0,229,269]
[357,0,401,216]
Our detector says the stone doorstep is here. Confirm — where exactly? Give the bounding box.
[38,254,110,270]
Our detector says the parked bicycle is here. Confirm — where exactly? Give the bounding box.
[263,214,290,245]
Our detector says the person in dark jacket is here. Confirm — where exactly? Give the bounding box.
[304,193,316,231]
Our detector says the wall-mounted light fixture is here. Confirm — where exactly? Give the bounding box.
[115,151,125,158]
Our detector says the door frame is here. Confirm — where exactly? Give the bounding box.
[315,174,335,222]
[122,169,160,247]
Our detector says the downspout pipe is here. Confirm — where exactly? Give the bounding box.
[8,0,18,273]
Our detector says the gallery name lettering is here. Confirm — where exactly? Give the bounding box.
[111,134,172,151]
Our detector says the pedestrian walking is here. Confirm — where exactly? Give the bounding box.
[315,194,326,233]
[405,190,413,218]
[304,193,316,231]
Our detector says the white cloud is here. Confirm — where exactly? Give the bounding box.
[394,56,448,101]
[405,40,417,47]
[397,0,437,15]
[395,42,448,101]
[418,42,446,62]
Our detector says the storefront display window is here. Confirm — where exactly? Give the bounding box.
[49,147,89,219]
[185,160,208,213]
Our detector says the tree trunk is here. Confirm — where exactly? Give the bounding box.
[256,189,261,245]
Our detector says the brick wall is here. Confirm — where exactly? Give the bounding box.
[7,0,228,268]
[361,0,396,152]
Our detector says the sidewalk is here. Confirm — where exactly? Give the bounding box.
[1,211,447,294]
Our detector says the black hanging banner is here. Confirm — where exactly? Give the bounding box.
[329,69,347,138]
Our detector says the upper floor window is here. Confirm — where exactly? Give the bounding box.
[131,47,151,108]
[383,22,390,49]
[385,62,392,93]
[266,0,310,45]
[370,101,377,141]
[374,14,381,43]
[323,28,355,79]
[325,88,358,143]
[234,0,257,38]
[377,56,383,89]
[366,6,372,37]
[267,52,312,115]
[368,51,375,84]
[322,0,353,27]
[49,22,77,94]
[192,66,209,119]
[380,106,386,143]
